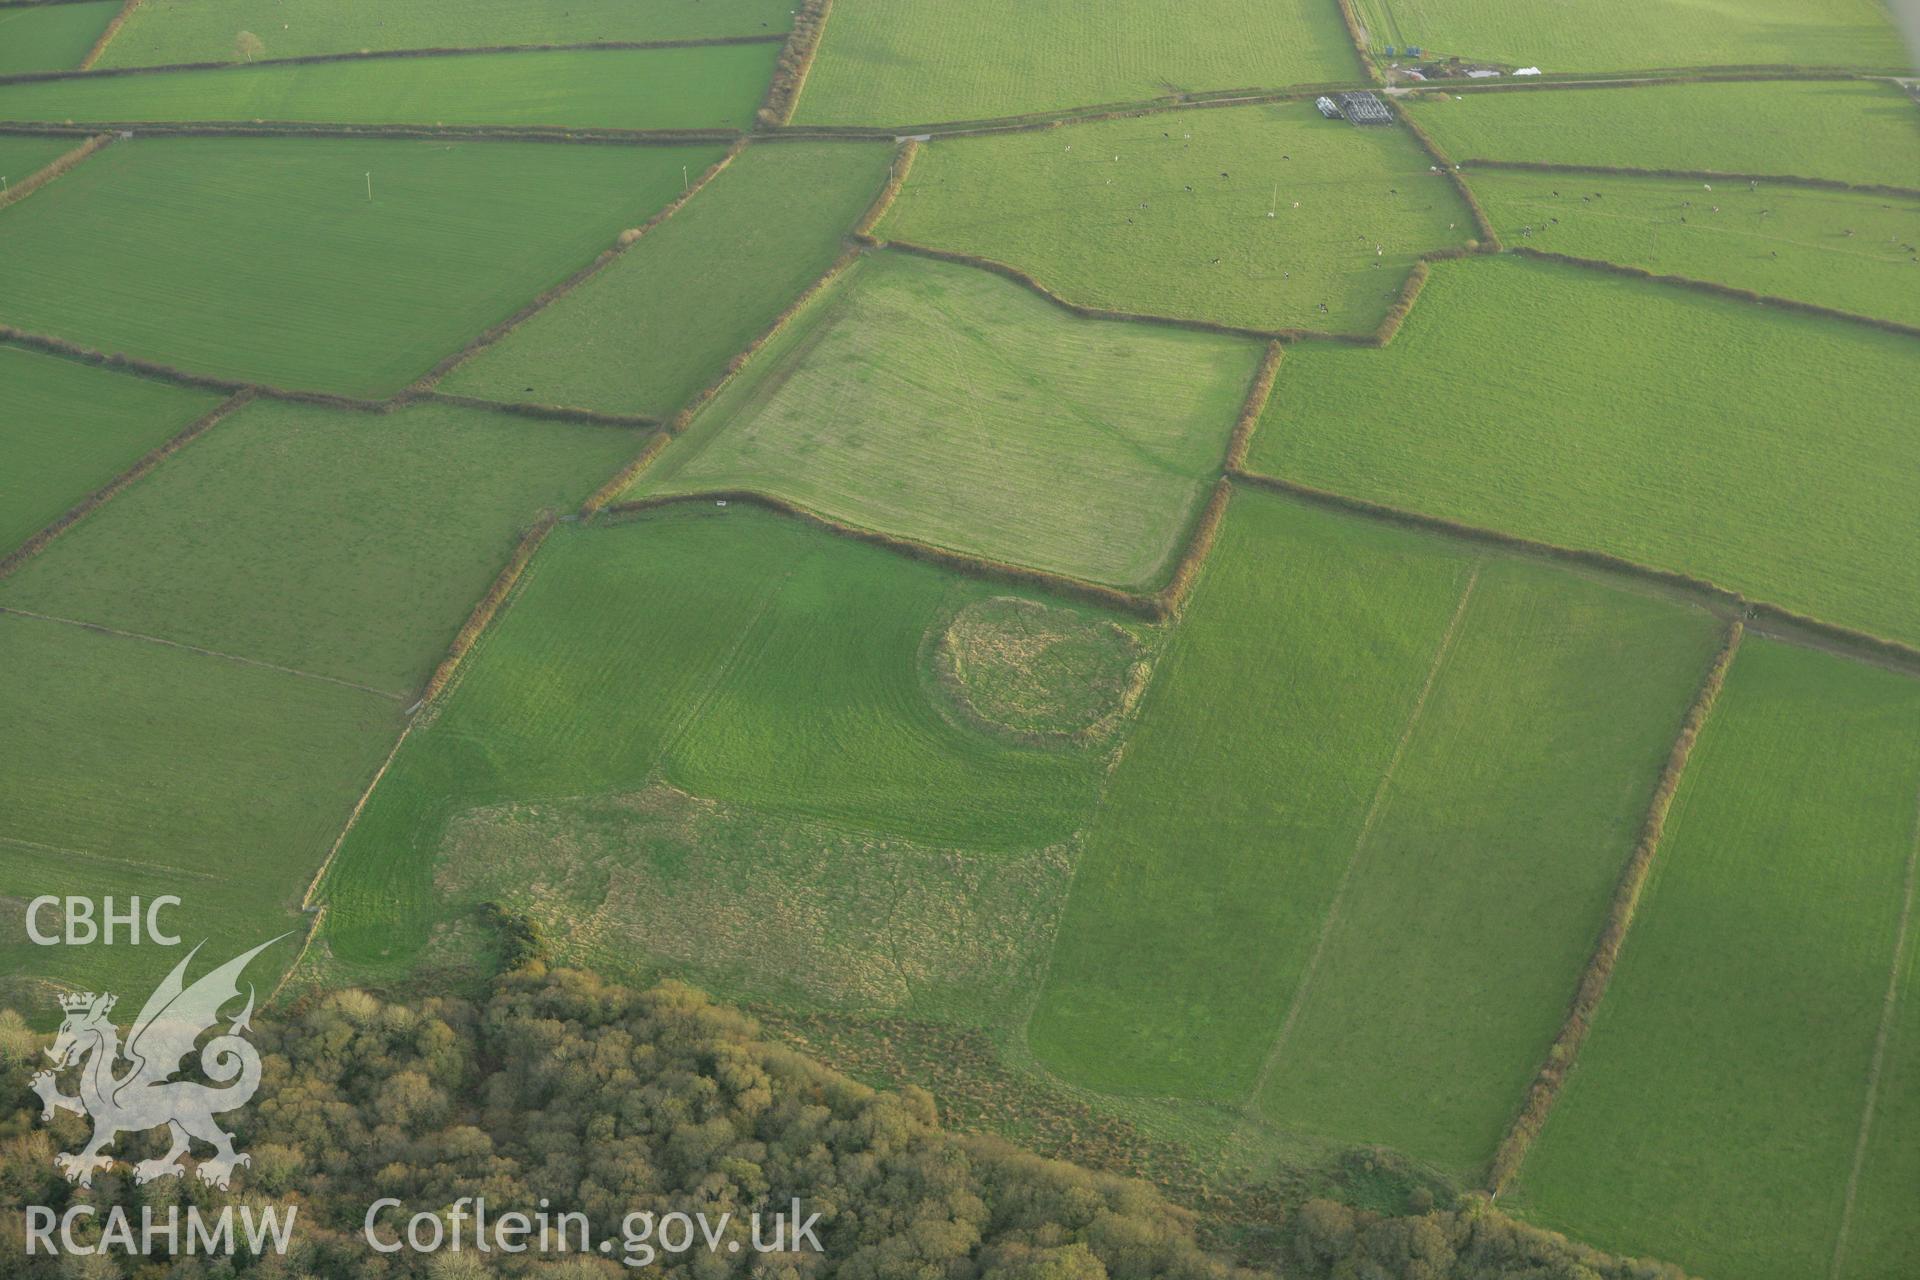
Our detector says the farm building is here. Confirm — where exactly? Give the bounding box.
[1337,91,1392,125]
[1315,95,1342,119]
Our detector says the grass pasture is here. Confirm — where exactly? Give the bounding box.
[1469,168,1920,326]
[1349,0,1904,73]
[638,251,1262,589]
[1249,255,1920,649]
[1409,81,1920,191]
[318,506,1116,980]
[0,345,220,554]
[0,1,117,75]
[0,136,717,396]
[793,0,1360,126]
[1840,866,1920,1280]
[1027,489,1716,1147]
[0,133,80,183]
[0,45,775,131]
[876,103,1474,335]
[1512,639,1920,1280]
[0,609,397,1010]
[99,0,795,68]
[445,140,893,417]
[0,396,639,695]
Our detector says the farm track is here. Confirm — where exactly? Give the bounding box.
[1245,562,1482,1110]
[1828,783,1920,1278]
[0,605,405,700]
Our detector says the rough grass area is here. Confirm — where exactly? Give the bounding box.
[1470,168,1920,326]
[0,136,716,396]
[1512,639,1920,1280]
[0,1,117,74]
[445,141,893,417]
[99,0,794,68]
[0,609,395,1010]
[794,0,1360,126]
[1028,489,1714,1151]
[1253,557,1719,1175]
[1409,81,1920,190]
[0,45,776,130]
[319,507,1118,978]
[437,782,1074,1025]
[638,252,1261,589]
[877,103,1474,334]
[931,597,1148,744]
[1350,0,1904,72]
[0,345,220,554]
[1249,255,1920,648]
[0,397,638,695]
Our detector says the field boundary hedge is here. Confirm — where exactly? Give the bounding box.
[1399,110,1501,249]
[1461,157,1920,202]
[0,130,111,210]
[0,34,788,86]
[851,137,917,238]
[421,392,656,430]
[599,490,1165,619]
[0,389,251,578]
[0,118,744,144]
[1508,247,1920,339]
[1223,342,1284,470]
[1485,620,1744,1196]
[759,0,830,127]
[77,0,141,70]
[417,513,557,705]
[1332,0,1381,83]
[1227,468,1920,674]
[580,432,674,517]
[411,139,748,395]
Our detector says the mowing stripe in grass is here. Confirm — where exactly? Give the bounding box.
[1247,560,1481,1106]
[1829,784,1920,1278]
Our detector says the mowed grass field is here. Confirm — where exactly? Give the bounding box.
[1409,81,1920,190]
[446,140,893,417]
[0,136,718,396]
[639,251,1261,589]
[1350,0,1904,72]
[793,0,1360,126]
[0,45,775,130]
[0,397,639,695]
[99,0,794,67]
[1249,255,1920,648]
[1841,877,1920,1280]
[1469,169,1920,326]
[1512,639,1920,1280]
[0,345,220,553]
[319,506,1115,976]
[0,133,81,181]
[0,609,396,1008]
[876,103,1473,335]
[1027,489,1715,1135]
[1254,558,1720,1174]
[0,1,116,74]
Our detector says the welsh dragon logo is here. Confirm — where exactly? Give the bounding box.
[30,937,284,1190]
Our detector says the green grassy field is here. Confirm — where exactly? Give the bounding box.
[793,0,1360,126]
[1027,490,1716,1140]
[1027,491,1477,1101]
[0,136,716,396]
[1840,873,1920,1280]
[1254,557,1720,1175]
[1469,168,1920,326]
[638,251,1261,589]
[0,133,80,183]
[1512,639,1920,1280]
[0,608,396,1009]
[0,1,116,74]
[318,506,1116,979]
[1350,0,1903,72]
[1249,255,1920,648]
[0,45,775,130]
[445,140,892,416]
[0,345,220,553]
[876,103,1473,335]
[1409,81,1920,190]
[0,397,638,695]
[98,0,794,68]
